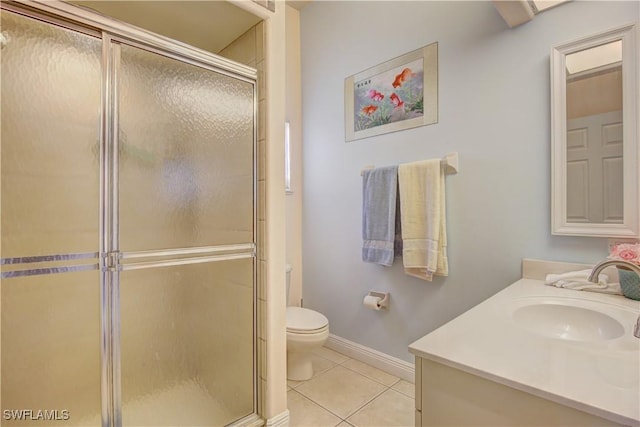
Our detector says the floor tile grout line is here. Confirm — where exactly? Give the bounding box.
[311,351,351,368]
[293,383,347,421]
[306,353,405,390]
[295,379,391,422]
[339,362,401,389]
[342,362,417,397]
[343,387,416,427]
[302,398,348,421]
[347,387,416,426]
[307,362,390,391]
[313,347,352,365]
[342,383,392,422]
[289,376,415,426]
[288,388,345,425]
[321,348,405,388]
[290,348,415,426]
[390,384,415,399]
[288,360,341,389]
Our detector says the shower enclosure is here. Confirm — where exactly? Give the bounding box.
[1,3,258,426]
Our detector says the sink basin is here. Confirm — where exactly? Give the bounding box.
[512,298,625,342]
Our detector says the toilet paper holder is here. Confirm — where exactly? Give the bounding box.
[367,291,390,309]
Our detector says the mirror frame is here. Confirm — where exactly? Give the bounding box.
[551,23,639,238]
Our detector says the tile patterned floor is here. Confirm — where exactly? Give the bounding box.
[287,347,415,427]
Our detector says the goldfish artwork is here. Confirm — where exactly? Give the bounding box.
[367,89,384,102]
[390,93,404,109]
[346,43,437,141]
[361,105,378,115]
[392,68,416,88]
[353,57,424,132]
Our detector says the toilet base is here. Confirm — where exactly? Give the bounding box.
[285,317,329,381]
[287,351,314,381]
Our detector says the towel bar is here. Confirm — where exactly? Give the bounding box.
[360,152,459,176]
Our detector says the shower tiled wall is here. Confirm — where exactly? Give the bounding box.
[218,20,268,417]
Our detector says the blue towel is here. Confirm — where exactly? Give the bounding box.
[362,166,399,266]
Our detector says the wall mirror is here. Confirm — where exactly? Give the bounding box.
[551,23,639,237]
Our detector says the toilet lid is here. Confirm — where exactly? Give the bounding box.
[286,307,329,333]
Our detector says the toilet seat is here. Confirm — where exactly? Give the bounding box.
[286,307,329,334]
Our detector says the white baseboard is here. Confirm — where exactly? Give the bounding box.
[325,334,415,383]
[265,409,289,427]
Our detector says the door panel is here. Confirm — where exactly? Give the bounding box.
[117,43,255,252]
[1,271,102,426]
[116,42,256,427]
[0,10,102,258]
[119,259,255,426]
[566,110,623,223]
[0,10,103,426]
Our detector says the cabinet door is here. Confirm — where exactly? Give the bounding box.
[420,358,622,426]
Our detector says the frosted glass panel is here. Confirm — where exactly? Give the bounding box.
[120,259,254,426]
[0,10,101,258]
[1,271,101,426]
[118,44,255,251]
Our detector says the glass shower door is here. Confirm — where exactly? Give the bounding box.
[115,42,256,426]
[1,10,103,426]
[1,7,257,426]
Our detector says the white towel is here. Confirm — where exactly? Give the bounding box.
[398,159,448,281]
[544,269,622,295]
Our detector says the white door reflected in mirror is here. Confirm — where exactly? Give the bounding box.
[566,40,623,224]
[551,24,639,237]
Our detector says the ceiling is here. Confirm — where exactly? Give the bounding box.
[71,1,262,54]
[287,0,313,11]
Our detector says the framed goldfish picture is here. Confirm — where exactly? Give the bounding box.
[345,43,438,142]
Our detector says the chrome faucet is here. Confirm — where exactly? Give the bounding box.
[588,259,640,339]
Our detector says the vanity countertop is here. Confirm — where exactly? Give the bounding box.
[409,260,640,426]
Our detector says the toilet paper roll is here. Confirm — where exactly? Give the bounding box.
[363,295,382,310]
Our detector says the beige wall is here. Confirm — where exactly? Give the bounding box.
[285,5,303,307]
[219,17,277,421]
[221,1,289,421]
[260,5,288,422]
[218,22,262,68]
[222,6,304,311]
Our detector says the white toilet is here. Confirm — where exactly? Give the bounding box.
[286,264,329,381]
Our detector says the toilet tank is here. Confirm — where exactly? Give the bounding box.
[285,264,292,303]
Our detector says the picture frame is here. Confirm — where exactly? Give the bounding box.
[345,43,438,142]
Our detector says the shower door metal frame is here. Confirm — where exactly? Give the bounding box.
[0,2,260,427]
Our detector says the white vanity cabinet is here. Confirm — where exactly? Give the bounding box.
[414,356,623,426]
[409,260,640,427]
